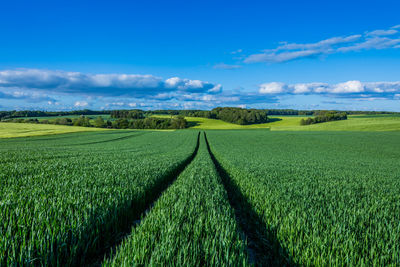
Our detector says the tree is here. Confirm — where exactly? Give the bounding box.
[93,116,107,128]
[73,116,91,127]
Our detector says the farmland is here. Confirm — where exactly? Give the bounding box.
[154,114,400,131]
[104,133,248,266]
[207,130,400,266]
[0,130,198,265]
[1,121,400,265]
[0,122,106,138]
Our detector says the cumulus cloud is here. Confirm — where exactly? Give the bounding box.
[0,69,222,98]
[259,82,287,94]
[74,101,89,107]
[258,80,400,99]
[0,88,56,102]
[104,102,144,109]
[331,81,364,93]
[213,63,242,70]
[244,25,400,63]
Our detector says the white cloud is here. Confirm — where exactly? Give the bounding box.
[0,69,222,97]
[259,82,286,94]
[331,81,364,93]
[164,77,181,88]
[246,49,323,63]
[293,83,312,94]
[128,103,137,107]
[257,80,400,99]
[208,84,222,93]
[213,63,242,69]
[338,36,400,52]
[163,76,221,93]
[366,29,398,36]
[276,35,361,51]
[74,101,89,107]
[244,25,400,63]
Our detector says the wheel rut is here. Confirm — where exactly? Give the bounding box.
[87,132,200,266]
[204,132,293,267]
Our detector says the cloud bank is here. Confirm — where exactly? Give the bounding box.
[0,69,222,98]
[244,25,400,63]
[259,80,400,99]
[1,69,399,111]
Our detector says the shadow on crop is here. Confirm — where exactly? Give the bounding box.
[42,132,201,267]
[268,118,282,123]
[68,131,148,146]
[86,131,201,266]
[186,120,201,128]
[204,132,295,267]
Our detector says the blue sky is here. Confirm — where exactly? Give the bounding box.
[1,0,400,111]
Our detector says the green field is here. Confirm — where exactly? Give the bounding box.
[270,114,400,131]
[0,122,107,138]
[154,114,400,131]
[6,113,400,133]
[1,116,400,265]
[207,130,400,266]
[0,130,198,265]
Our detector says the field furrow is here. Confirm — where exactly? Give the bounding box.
[204,132,292,266]
[104,132,248,266]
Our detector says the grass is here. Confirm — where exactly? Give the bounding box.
[104,133,248,266]
[1,125,400,264]
[0,130,198,265]
[272,115,400,131]
[154,114,400,131]
[0,122,108,138]
[207,130,400,266]
[153,115,272,129]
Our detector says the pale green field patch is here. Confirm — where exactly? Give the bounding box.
[0,123,108,138]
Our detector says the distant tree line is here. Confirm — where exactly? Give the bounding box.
[0,109,110,120]
[2,108,399,127]
[110,116,187,129]
[149,107,268,125]
[265,109,400,116]
[4,115,187,129]
[110,110,145,119]
[264,109,314,115]
[212,107,268,125]
[300,111,348,125]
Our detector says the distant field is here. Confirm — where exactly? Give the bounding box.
[1,114,399,138]
[0,122,107,138]
[272,115,400,131]
[155,114,400,131]
[154,115,272,129]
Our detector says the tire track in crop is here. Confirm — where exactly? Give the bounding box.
[204,132,293,267]
[68,131,149,146]
[88,132,201,266]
